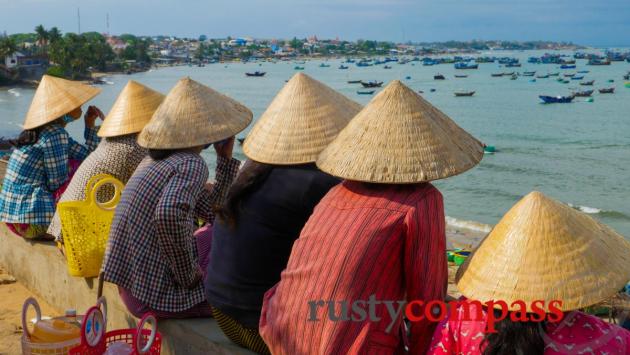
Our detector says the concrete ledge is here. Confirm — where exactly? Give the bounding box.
[0,225,254,355]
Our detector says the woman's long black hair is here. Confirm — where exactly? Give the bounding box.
[10,117,66,148]
[482,310,546,355]
[215,160,273,227]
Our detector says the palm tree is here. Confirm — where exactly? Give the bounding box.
[0,36,18,60]
[35,25,49,53]
[48,27,62,44]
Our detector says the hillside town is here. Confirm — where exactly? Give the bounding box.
[0,25,585,84]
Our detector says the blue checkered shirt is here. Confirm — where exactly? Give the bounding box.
[102,152,240,312]
[0,124,100,225]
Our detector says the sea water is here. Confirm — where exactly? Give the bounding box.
[1,50,629,236]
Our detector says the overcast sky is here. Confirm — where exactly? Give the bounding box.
[1,0,628,46]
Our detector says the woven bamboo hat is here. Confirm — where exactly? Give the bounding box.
[316,80,484,183]
[456,191,630,313]
[243,73,362,164]
[138,77,252,149]
[23,75,101,130]
[98,81,165,138]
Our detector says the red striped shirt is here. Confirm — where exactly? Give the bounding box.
[260,181,447,354]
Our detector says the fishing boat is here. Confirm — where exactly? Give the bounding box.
[347,80,362,84]
[357,90,375,95]
[563,73,576,77]
[294,66,305,70]
[560,64,576,69]
[587,59,611,66]
[454,74,468,78]
[491,73,504,77]
[536,74,550,79]
[571,76,584,80]
[580,80,595,86]
[522,71,536,76]
[383,65,392,69]
[245,71,266,77]
[577,70,590,74]
[338,65,349,69]
[505,62,522,67]
[599,87,615,94]
[319,63,331,68]
[454,62,479,69]
[539,95,574,103]
[454,91,475,97]
[434,74,446,80]
[548,72,560,77]
[360,80,384,88]
[573,90,594,97]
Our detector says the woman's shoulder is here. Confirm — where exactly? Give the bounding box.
[37,124,69,143]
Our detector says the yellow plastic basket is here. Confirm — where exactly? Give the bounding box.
[57,174,124,278]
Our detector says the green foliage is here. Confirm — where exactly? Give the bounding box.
[48,31,115,78]
[45,65,65,78]
[0,36,18,58]
[8,33,37,45]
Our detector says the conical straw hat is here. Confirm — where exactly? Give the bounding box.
[316,80,484,183]
[23,75,101,130]
[243,73,362,164]
[138,77,252,149]
[98,81,165,137]
[456,191,630,313]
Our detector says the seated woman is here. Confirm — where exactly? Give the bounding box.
[428,191,630,355]
[259,81,485,354]
[47,80,164,243]
[204,73,361,354]
[102,77,252,319]
[0,75,103,239]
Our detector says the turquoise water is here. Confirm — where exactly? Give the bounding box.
[1,50,629,236]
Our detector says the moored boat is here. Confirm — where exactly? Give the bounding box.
[245,71,266,77]
[536,74,550,79]
[434,74,446,80]
[454,91,475,97]
[347,80,362,84]
[580,80,594,86]
[564,73,576,77]
[571,76,584,80]
[539,95,574,103]
[522,71,536,76]
[319,63,331,68]
[338,65,349,69]
[360,80,384,88]
[357,90,375,95]
[454,74,468,78]
[573,89,594,97]
[560,64,576,69]
[548,72,560,77]
[294,66,305,70]
[491,73,504,77]
[598,87,615,94]
[454,62,479,69]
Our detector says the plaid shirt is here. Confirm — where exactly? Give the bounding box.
[0,124,99,225]
[102,152,239,312]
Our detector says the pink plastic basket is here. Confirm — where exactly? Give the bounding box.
[69,298,161,355]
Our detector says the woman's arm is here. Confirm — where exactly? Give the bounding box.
[41,129,71,191]
[154,160,207,288]
[68,106,103,160]
[404,188,448,354]
[195,138,240,223]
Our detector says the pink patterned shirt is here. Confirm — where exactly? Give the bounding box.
[428,302,630,355]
